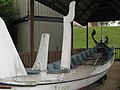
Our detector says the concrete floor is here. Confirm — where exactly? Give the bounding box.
[83,61,120,90]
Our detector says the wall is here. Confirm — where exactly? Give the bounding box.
[16,22,30,52]
[14,0,63,52]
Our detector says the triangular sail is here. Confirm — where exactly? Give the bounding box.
[0,17,27,78]
[61,1,76,69]
[32,33,49,71]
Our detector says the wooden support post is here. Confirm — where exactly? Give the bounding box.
[86,23,88,49]
[30,0,35,65]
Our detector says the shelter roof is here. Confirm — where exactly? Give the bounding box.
[36,0,120,26]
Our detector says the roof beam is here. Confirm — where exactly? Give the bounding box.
[36,0,66,15]
[76,0,99,24]
[55,0,68,12]
[35,0,120,25]
[108,1,120,16]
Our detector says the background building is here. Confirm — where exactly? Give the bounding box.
[13,0,64,67]
[15,0,63,52]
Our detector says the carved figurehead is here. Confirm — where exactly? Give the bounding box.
[91,29,109,45]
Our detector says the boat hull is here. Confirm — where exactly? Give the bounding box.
[10,58,114,90]
[11,69,108,90]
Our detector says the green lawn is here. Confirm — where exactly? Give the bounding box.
[73,26,120,49]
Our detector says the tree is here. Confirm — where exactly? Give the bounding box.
[0,0,19,46]
[102,21,109,26]
[90,22,98,27]
[118,21,120,26]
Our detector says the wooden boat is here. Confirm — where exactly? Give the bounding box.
[0,1,114,90]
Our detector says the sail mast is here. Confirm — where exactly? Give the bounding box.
[101,22,104,43]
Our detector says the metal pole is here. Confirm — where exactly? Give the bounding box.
[101,22,104,43]
[30,0,35,65]
[86,23,88,49]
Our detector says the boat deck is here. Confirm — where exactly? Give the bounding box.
[82,53,107,65]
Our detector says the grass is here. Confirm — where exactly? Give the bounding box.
[73,26,120,49]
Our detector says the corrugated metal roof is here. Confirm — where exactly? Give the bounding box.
[35,0,120,26]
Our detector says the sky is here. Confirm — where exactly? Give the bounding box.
[109,21,119,26]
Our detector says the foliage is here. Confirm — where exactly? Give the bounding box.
[0,0,19,45]
[118,21,120,26]
[0,0,18,22]
[90,22,98,27]
[73,26,120,49]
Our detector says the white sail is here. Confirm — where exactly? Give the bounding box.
[0,17,27,78]
[61,1,76,69]
[32,33,50,71]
